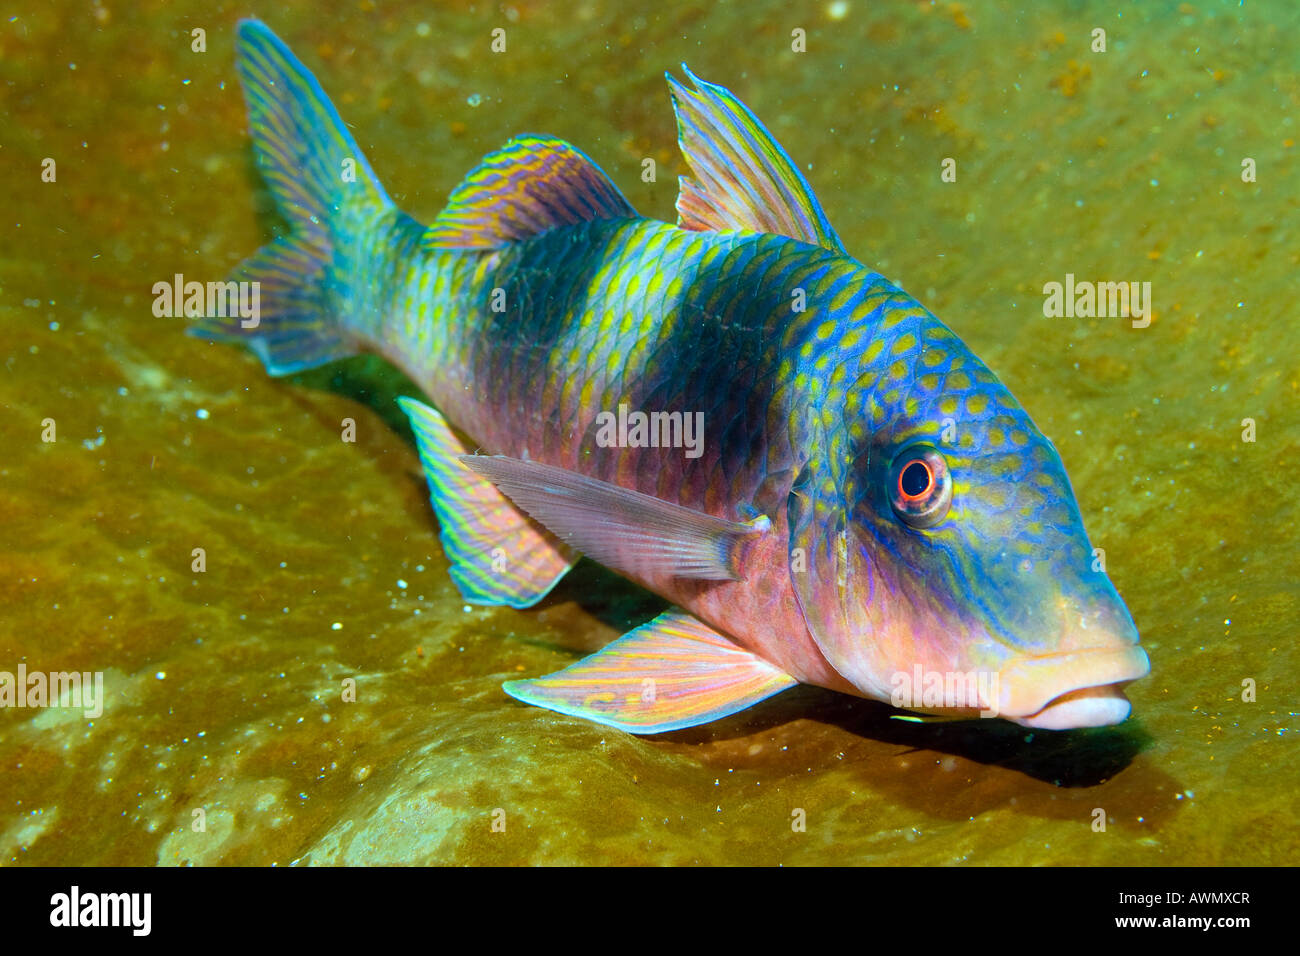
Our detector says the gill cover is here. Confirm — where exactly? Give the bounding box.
[787,438,896,702]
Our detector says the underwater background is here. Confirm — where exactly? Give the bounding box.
[1,0,1297,865]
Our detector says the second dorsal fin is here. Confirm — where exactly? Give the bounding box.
[424,134,637,249]
[666,66,845,254]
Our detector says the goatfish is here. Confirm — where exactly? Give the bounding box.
[192,20,1150,733]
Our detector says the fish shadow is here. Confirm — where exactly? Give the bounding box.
[283,355,423,439]
[674,685,1150,785]
[651,687,1181,825]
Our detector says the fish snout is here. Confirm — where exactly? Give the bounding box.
[996,643,1150,729]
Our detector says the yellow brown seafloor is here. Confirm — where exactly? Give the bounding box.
[0,0,1296,864]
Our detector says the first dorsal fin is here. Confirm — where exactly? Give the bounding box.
[424,134,637,250]
[666,66,845,254]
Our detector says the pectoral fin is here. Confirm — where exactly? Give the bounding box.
[460,454,770,581]
[504,610,798,733]
[398,397,576,608]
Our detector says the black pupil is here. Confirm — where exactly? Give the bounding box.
[900,460,930,498]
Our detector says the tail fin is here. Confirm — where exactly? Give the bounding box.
[188,19,392,375]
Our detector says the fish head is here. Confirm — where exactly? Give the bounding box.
[787,303,1148,729]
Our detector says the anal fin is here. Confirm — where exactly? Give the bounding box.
[397,397,576,608]
[505,610,798,733]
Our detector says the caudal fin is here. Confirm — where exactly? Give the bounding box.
[188,19,392,375]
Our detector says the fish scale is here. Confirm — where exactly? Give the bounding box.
[192,20,1150,734]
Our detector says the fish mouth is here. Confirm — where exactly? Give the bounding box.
[996,645,1150,729]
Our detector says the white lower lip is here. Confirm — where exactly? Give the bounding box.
[1009,685,1133,729]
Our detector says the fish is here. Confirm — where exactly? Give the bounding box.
[191,19,1150,735]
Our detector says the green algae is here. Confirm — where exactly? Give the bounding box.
[1,0,1297,865]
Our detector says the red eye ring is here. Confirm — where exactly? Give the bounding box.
[888,444,953,530]
[897,459,935,502]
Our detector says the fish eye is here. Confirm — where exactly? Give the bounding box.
[888,444,952,529]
